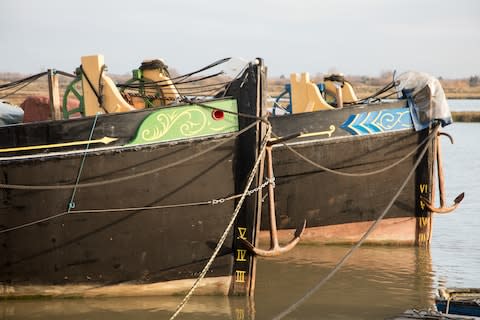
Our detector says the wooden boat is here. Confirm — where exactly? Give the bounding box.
[0,54,461,299]
[257,71,462,247]
[0,55,266,298]
[436,288,480,317]
[388,309,479,319]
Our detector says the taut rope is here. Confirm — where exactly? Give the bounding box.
[272,125,439,320]
[168,124,272,320]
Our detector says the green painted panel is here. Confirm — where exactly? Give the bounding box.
[127,99,239,145]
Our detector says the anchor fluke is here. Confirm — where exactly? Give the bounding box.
[439,131,454,144]
[242,219,306,257]
[454,192,466,204]
[241,145,305,257]
[422,130,464,214]
[421,192,464,214]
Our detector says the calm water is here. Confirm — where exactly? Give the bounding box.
[1,123,479,320]
[448,99,480,112]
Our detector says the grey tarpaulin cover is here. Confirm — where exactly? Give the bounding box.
[396,71,452,131]
[0,101,24,125]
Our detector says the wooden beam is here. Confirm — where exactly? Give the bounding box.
[48,69,62,120]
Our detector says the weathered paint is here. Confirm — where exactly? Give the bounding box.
[341,108,413,135]
[128,99,239,145]
[1,276,232,298]
[267,102,434,246]
[259,217,418,245]
[290,72,334,113]
[81,55,136,116]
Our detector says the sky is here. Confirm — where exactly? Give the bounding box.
[1,0,479,78]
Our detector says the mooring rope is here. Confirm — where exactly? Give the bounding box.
[116,57,232,88]
[168,124,271,320]
[271,125,439,320]
[0,177,275,234]
[0,120,270,234]
[55,70,76,78]
[0,121,258,190]
[275,127,437,177]
[352,80,398,105]
[0,72,48,90]
[118,72,227,90]
[67,113,99,211]
[0,70,74,100]
[184,99,271,125]
[0,72,48,100]
[0,202,214,234]
[0,211,70,234]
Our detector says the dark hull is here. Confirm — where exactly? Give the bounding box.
[1,139,237,296]
[0,62,265,297]
[262,101,434,245]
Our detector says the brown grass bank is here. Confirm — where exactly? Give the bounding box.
[452,111,480,122]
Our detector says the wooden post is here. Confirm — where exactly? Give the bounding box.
[335,82,343,108]
[415,129,435,246]
[47,69,62,120]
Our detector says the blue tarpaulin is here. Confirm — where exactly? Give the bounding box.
[0,101,24,125]
[396,71,452,131]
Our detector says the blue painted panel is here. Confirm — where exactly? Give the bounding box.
[340,107,413,136]
[436,301,480,317]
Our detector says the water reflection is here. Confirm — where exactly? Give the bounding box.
[0,295,244,320]
[254,245,434,320]
[0,246,434,320]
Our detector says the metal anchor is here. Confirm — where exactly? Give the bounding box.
[241,144,306,257]
[421,131,464,214]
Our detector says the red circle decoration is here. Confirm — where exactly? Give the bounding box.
[212,109,224,120]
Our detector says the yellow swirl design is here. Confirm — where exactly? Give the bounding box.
[140,108,208,141]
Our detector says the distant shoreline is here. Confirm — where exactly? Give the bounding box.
[448,96,480,100]
[2,72,480,102]
[452,111,480,122]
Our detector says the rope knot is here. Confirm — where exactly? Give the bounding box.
[269,177,276,187]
